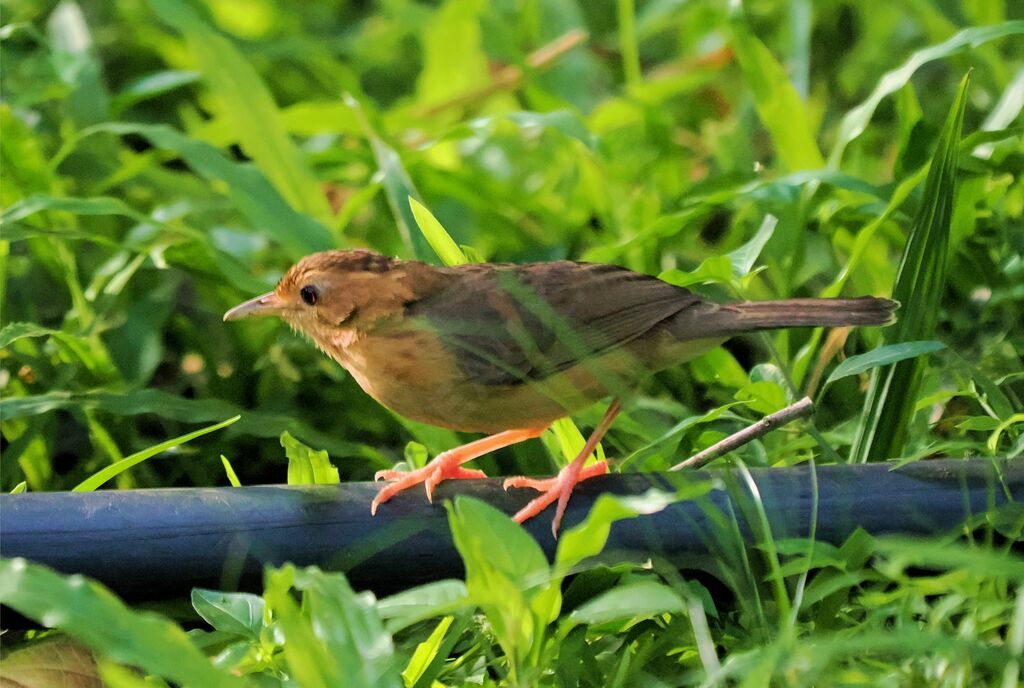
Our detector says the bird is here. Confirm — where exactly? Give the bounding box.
[224,249,897,536]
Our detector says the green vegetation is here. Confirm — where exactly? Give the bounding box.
[1,0,1022,685]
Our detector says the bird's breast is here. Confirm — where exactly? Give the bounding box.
[326,327,575,432]
[320,323,725,434]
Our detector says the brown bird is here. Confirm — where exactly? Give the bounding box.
[225,249,896,535]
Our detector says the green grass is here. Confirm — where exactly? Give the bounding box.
[1,0,1023,685]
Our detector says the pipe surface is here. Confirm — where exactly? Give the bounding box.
[1,459,1018,601]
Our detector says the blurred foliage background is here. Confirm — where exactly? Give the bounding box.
[2,0,1024,685]
[2,0,1021,493]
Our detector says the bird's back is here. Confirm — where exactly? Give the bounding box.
[336,256,894,432]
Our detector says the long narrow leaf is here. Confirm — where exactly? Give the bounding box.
[56,122,333,259]
[74,415,240,491]
[409,197,469,266]
[148,0,334,225]
[823,341,946,389]
[851,74,969,462]
[828,23,1023,167]
[730,13,823,170]
[346,94,431,260]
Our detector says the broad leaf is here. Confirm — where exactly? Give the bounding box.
[282,431,340,485]
[0,559,242,688]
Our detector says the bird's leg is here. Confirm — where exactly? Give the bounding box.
[371,426,548,515]
[504,399,622,538]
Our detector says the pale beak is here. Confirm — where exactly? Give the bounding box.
[223,292,284,321]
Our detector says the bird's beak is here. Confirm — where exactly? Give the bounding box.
[223,292,284,321]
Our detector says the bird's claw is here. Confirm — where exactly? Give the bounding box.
[371,453,487,515]
[504,460,609,537]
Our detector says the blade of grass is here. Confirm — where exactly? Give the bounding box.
[0,388,383,463]
[73,415,240,491]
[346,94,431,260]
[148,0,334,225]
[50,122,334,259]
[851,74,969,463]
[828,22,1023,168]
[220,455,241,486]
[409,197,469,266]
[617,0,642,89]
[729,8,824,170]
[735,462,792,627]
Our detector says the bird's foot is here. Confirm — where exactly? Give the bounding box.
[370,427,547,516]
[371,452,487,515]
[503,460,609,537]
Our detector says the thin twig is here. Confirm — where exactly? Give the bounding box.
[417,29,588,118]
[669,397,816,471]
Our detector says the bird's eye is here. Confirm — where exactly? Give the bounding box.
[299,285,319,306]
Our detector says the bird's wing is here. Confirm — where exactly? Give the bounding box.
[403,262,704,386]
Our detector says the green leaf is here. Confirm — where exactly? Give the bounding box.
[401,616,455,688]
[618,403,744,471]
[376,580,468,633]
[728,215,778,277]
[1,194,151,226]
[191,589,264,638]
[0,389,382,465]
[0,558,243,688]
[262,568,341,688]
[346,94,430,260]
[56,122,333,260]
[851,74,969,463]
[220,455,242,486]
[988,414,1024,455]
[955,416,1002,432]
[415,0,489,108]
[872,536,1024,581]
[443,111,598,151]
[409,197,469,266]
[111,69,199,113]
[828,22,1024,168]
[73,416,239,491]
[824,341,945,389]
[556,490,679,574]
[730,14,823,170]
[0,322,63,349]
[47,1,110,126]
[265,566,401,688]
[658,255,734,288]
[735,380,788,415]
[550,416,604,466]
[148,0,333,225]
[446,496,554,672]
[282,431,340,485]
[568,581,686,626]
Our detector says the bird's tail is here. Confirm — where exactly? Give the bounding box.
[678,296,898,339]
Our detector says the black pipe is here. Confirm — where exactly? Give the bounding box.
[0,459,1018,602]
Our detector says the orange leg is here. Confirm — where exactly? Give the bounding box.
[504,399,622,538]
[371,426,548,515]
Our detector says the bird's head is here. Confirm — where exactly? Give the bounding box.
[223,249,410,350]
